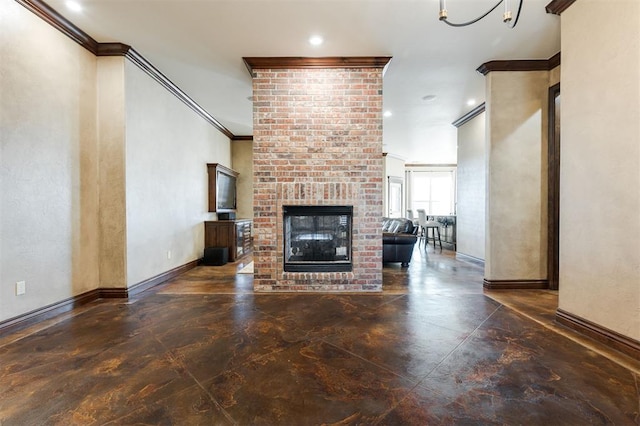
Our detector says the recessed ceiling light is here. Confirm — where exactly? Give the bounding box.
[383,111,392,118]
[422,95,437,102]
[467,98,477,106]
[65,0,82,12]
[309,36,323,46]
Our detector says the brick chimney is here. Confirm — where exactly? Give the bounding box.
[244,57,391,292]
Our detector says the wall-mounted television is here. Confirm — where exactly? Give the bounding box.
[216,170,237,212]
[207,163,238,213]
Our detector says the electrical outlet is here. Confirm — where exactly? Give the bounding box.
[167,250,171,260]
[16,281,26,296]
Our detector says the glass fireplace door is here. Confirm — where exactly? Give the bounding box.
[283,205,352,272]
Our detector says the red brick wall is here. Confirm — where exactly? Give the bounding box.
[252,68,384,291]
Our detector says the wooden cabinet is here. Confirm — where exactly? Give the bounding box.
[204,220,252,262]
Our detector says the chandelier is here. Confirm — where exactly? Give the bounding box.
[439,0,524,28]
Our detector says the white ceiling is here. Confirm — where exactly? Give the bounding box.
[45,0,561,164]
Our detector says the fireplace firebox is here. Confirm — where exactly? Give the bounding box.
[283,205,353,272]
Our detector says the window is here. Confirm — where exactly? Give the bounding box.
[407,168,456,216]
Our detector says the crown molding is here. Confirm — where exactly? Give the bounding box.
[546,0,577,15]
[16,0,99,53]
[232,135,254,141]
[96,42,131,56]
[548,52,561,69]
[452,103,486,128]
[477,52,561,75]
[382,152,407,161]
[242,56,393,76]
[124,48,234,138]
[477,59,549,75]
[15,0,235,139]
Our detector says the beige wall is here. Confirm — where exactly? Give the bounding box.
[124,61,230,287]
[456,112,486,260]
[485,71,549,280]
[1,0,100,321]
[231,140,254,220]
[1,1,232,322]
[97,57,127,289]
[559,0,640,340]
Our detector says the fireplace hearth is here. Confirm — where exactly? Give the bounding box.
[283,205,353,272]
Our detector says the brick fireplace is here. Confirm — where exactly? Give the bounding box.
[244,57,391,292]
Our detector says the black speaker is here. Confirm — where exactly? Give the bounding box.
[218,212,236,220]
[203,247,229,266]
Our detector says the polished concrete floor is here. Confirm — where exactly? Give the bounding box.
[1,246,639,425]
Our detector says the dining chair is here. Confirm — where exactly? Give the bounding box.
[417,209,442,250]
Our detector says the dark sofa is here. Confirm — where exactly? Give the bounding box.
[382,217,418,267]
